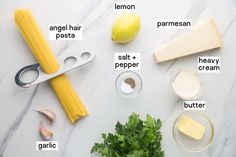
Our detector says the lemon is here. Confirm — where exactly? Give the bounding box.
[112,13,141,44]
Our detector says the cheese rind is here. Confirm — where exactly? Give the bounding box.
[154,19,222,63]
[177,115,205,140]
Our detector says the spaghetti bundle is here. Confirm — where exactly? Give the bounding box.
[15,9,88,123]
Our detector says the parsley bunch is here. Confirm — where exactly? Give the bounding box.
[91,113,164,157]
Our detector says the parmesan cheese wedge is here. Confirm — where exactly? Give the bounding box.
[154,19,222,63]
[177,115,205,140]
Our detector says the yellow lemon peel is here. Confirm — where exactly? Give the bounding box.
[112,13,141,44]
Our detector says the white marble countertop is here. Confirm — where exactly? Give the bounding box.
[1,0,236,157]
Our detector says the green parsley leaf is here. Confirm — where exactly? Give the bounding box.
[91,113,164,157]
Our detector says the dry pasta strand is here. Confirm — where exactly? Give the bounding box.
[14,9,88,124]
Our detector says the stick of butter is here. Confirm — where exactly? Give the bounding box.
[177,115,205,140]
[154,19,222,63]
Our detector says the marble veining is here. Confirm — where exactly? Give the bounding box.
[0,0,236,157]
[0,85,39,157]
[57,0,115,56]
[208,74,236,157]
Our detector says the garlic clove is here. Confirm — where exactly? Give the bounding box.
[34,109,56,124]
[39,126,53,141]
